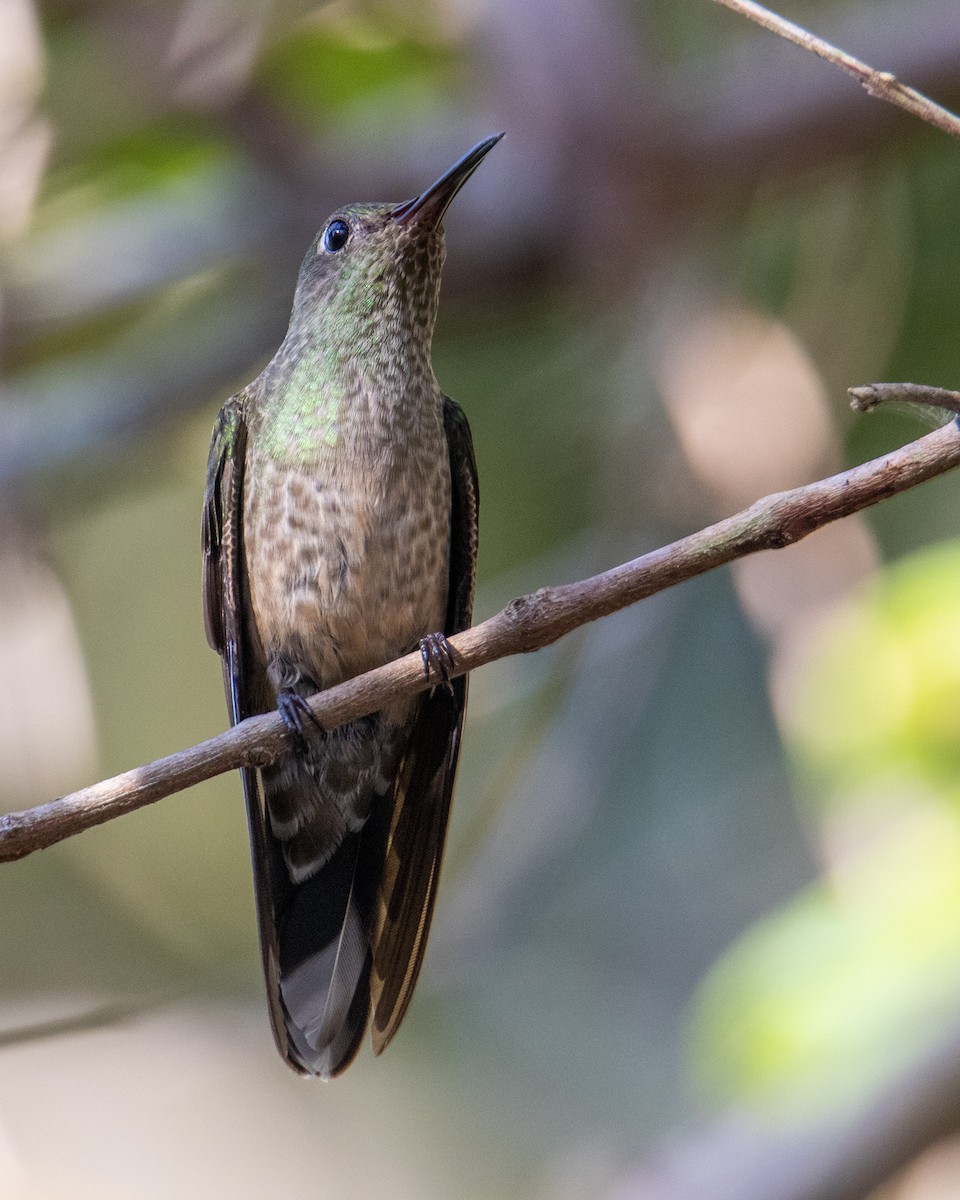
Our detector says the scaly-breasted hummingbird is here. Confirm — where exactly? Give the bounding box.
[202,134,502,1077]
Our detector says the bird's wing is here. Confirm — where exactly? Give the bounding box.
[370,396,479,1052]
[202,388,303,1071]
[201,393,247,664]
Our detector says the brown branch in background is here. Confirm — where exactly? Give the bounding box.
[612,1016,960,1200]
[709,0,960,142]
[1,386,958,866]
[849,382,960,414]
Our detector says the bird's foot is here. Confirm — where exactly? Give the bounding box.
[419,632,457,693]
[277,689,324,756]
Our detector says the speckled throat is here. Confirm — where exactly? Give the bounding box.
[248,206,445,469]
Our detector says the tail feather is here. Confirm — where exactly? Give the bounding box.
[269,789,392,1078]
[278,833,369,1075]
[240,694,457,1075]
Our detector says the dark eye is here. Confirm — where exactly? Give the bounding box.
[323,219,350,252]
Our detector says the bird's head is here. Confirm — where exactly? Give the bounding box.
[288,134,503,358]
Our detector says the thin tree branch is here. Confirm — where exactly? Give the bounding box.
[2,386,959,865]
[709,0,960,142]
[849,382,960,414]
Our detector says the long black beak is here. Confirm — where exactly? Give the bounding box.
[391,133,504,227]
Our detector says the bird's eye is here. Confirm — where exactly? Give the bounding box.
[323,220,350,253]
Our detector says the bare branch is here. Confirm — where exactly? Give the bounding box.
[710,0,960,141]
[849,382,960,415]
[2,387,959,865]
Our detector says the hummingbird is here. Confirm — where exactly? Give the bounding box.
[202,134,502,1077]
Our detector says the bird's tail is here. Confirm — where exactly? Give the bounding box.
[242,762,392,1078]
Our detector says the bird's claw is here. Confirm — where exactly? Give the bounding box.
[419,632,457,693]
[277,689,324,756]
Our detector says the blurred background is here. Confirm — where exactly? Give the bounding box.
[3,0,960,1197]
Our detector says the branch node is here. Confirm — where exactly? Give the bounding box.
[505,588,565,653]
[849,384,882,412]
[766,527,799,549]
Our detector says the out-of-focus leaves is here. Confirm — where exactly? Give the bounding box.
[692,544,960,1119]
[692,799,960,1117]
[433,300,605,575]
[257,19,457,126]
[893,149,960,388]
[4,129,265,336]
[0,0,50,241]
[0,532,96,810]
[791,543,960,800]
